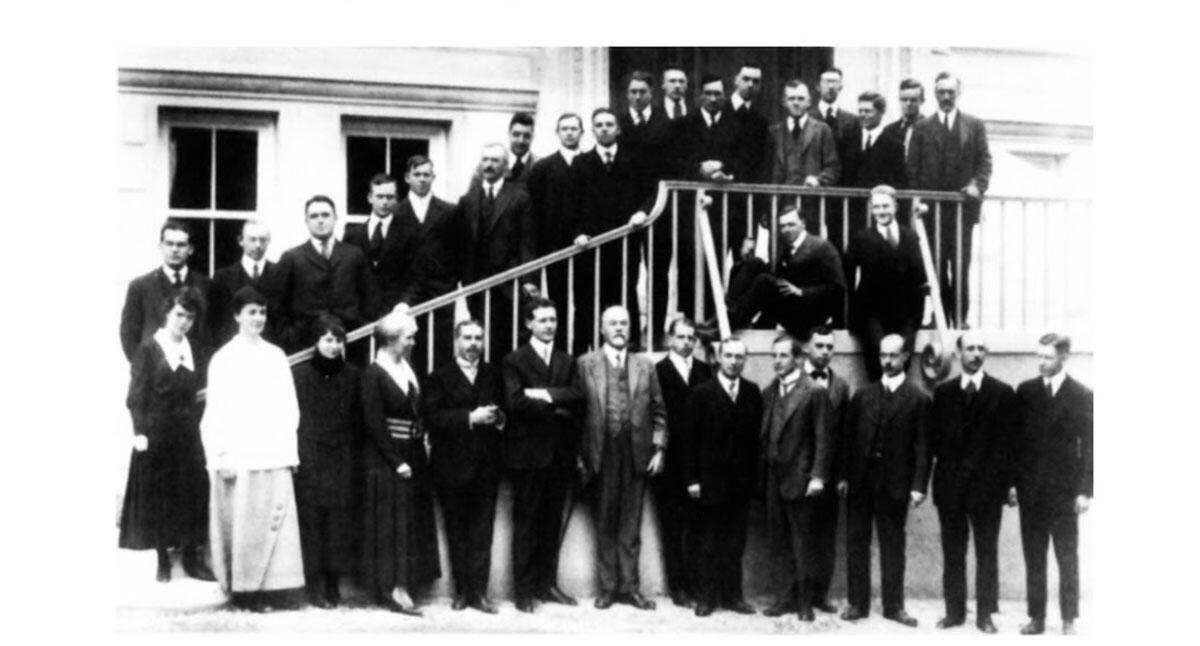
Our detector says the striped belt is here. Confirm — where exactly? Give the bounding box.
[386,417,419,440]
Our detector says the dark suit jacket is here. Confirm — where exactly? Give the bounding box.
[618,106,672,181]
[1013,375,1093,508]
[575,146,655,235]
[343,210,424,311]
[843,378,932,500]
[732,103,770,183]
[655,356,713,486]
[843,224,927,331]
[577,351,668,479]
[670,108,743,181]
[802,369,852,484]
[777,233,847,325]
[844,126,908,189]
[120,267,211,362]
[810,106,861,186]
[907,111,992,205]
[526,151,585,255]
[209,259,286,347]
[403,194,458,299]
[931,373,1017,509]
[680,377,763,507]
[421,360,505,487]
[882,116,921,162]
[501,344,585,470]
[453,180,536,294]
[761,376,832,501]
[767,117,841,185]
[277,239,378,351]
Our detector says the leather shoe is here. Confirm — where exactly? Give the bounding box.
[541,585,578,606]
[797,605,815,622]
[695,602,715,617]
[451,594,469,611]
[515,598,536,613]
[381,598,422,617]
[763,600,796,617]
[621,592,656,611]
[182,550,216,582]
[307,589,334,610]
[841,606,868,621]
[671,592,694,608]
[1062,620,1076,635]
[977,615,998,634]
[884,609,919,627]
[1020,618,1045,635]
[594,592,616,610]
[470,595,499,615]
[811,598,837,613]
[724,599,756,615]
[937,615,966,629]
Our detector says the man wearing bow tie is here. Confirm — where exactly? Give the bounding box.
[209,220,285,347]
[930,331,1017,633]
[121,219,212,363]
[1010,333,1092,635]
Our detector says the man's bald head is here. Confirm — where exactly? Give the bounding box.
[957,330,988,375]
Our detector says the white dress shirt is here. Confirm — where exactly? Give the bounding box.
[154,327,195,372]
[530,337,554,366]
[367,212,393,241]
[803,359,830,387]
[881,372,906,393]
[778,369,801,396]
[1043,370,1067,397]
[457,356,479,385]
[311,237,335,257]
[668,352,693,382]
[595,142,618,165]
[862,122,885,150]
[877,220,900,244]
[818,101,839,120]
[702,109,721,127]
[161,264,189,284]
[961,369,985,392]
[559,147,580,166]
[665,97,687,118]
[408,192,432,224]
[241,255,265,280]
[786,114,809,133]
[375,349,420,396]
[718,372,739,401]
[731,93,752,112]
[628,105,651,124]
[789,229,808,255]
[483,176,505,198]
[603,344,627,370]
[940,108,959,132]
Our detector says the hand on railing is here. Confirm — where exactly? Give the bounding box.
[699,160,733,183]
[802,175,821,188]
[573,234,590,247]
[627,211,648,227]
[962,184,982,200]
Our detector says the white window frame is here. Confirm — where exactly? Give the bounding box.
[341,116,449,223]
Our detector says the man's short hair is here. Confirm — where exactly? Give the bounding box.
[239,219,268,238]
[870,184,898,204]
[666,315,696,336]
[779,205,801,222]
[626,70,655,88]
[822,66,844,79]
[934,71,961,87]
[160,219,193,243]
[405,155,433,173]
[858,91,887,113]
[738,61,763,73]
[899,77,925,98]
[509,112,535,129]
[369,173,398,191]
[305,194,337,214]
[556,112,584,130]
[524,297,558,322]
[454,318,485,338]
[591,107,618,122]
[700,72,724,88]
[783,78,810,94]
[717,336,747,355]
[802,324,835,343]
[1038,332,1072,355]
[663,65,687,77]
[773,333,803,357]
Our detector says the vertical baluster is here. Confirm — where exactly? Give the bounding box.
[956,201,964,328]
[646,215,654,351]
[540,266,548,303]
[672,190,679,321]
[769,194,779,271]
[1020,200,1028,330]
[511,278,519,351]
[841,196,849,253]
[721,192,729,278]
[745,192,753,254]
[694,191,705,322]
[426,310,434,371]
[484,290,492,362]
[976,200,985,329]
[209,219,215,276]
[567,256,575,353]
[934,201,942,272]
[621,236,629,308]
[368,331,376,363]
[819,195,827,241]
[594,244,601,350]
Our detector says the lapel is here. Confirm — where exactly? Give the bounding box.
[524,344,550,382]
[957,112,970,149]
[299,240,329,269]
[882,379,908,426]
[800,117,817,152]
[627,355,644,400]
[484,182,516,235]
[585,352,607,407]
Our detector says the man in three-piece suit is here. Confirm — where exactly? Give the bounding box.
[760,335,832,622]
[810,67,861,253]
[343,173,424,315]
[930,330,1016,634]
[652,316,712,608]
[799,325,851,614]
[843,186,928,381]
[1010,333,1092,636]
[907,72,992,327]
[421,319,505,615]
[767,79,840,254]
[725,206,846,337]
[578,305,667,611]
[681,337,762,618]
[209,220,285,348]
[277,195,378,354]
[527,113,588,354]
[455,143,538,358]
[501,298,585,613]
[839,334,931,627]
[120,219,212,363]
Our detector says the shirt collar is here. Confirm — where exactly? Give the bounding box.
[702,109,720,126]
[819,100,838,116]
[311,237,334,254]
[803,359,829,377]
[788,113,808,131]
[717,372,738,396]
[863,121,885,141]
[666,97,687,116]
[368,211,392,234]
[409,191,431,208]
[941,107,959,126]
[375,349,419,394]
[780,368,801,388]
[240,255,264,277]
[881,371,906,392]
[161,264,188,282]
[629,105,651,123]
[1044,370,1067,395]
[484,176,505,195]
[596,142,618,158]
[878,220,899,237]
[790,229,808,254]
[508,150,529,168]
[456,356,479,379]
[529,337,554,362]
[960,369,985,391]
[559,147,579,164]
[603,343,626,368]
[153,327,194,372]
[668,351,692,378]
[731,93,751,112]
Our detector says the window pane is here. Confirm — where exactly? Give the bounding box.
[346,136,386,216]
[213,218,247,271]
[169,128,212,210]
[389,138,431,200]
[175,217,212,276]
[215,130,258,211]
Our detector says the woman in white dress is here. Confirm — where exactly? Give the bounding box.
[201,286,305,612]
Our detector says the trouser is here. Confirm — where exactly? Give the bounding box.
[726,257,836,335]
[846,462,910,615]
[508,466,572,600]
[765,472,818,607]
[922,200,978,328]
[297,503,359,580]
[938,502,1002,619]
[1019,496,1080,621]
[653,475,698,598]
[595,431,646,595]
[806,487,840,603]
[695,495,749,606]
[857,317,918,382]
[438,476,499,600]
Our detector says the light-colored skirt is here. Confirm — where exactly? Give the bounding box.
[209,468,306,594]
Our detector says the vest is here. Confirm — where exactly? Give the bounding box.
[767,388,791,463]
[604,358,632,436]
[779,128,808,185]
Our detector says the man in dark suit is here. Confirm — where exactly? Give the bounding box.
[578,305,667,611]
[421,319,505,614]
[839,334,931,627]
[907,72,992,327]
[652,316,712,608]
[760,335,832,622]
[810,67,861,253]
[843,186,928,381]
[501,298,585,613]
[277,195,378,354]
[661,66,690,122]
[931,330,1016,634]
[681,337,763,617]
[120,219,212,363]
[730,63,769,186]
[455,143,538,358]
[725,206,846,336]
[527,113,588,354]
[844,92,908,232]
[343,173,424,315]
[767,79,840,253]
[209,220,285,348]
[1010,333,1092,636]
[618,70,671,179]
[576,108,655,350]
[506,112,537,184]
[799,325,851,613]
[883,78,926,165]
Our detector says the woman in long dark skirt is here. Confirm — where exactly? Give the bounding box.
[292,315,363,609]
[361,306,440,616]
[119,287,215,583]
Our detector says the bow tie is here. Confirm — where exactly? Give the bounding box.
[810,370,828,380]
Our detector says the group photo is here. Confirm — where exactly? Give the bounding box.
[111,44,1094,634]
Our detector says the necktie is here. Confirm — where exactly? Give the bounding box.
[1044,380,1054,399]
[886,225,898,248]
[172,270,182,287]
[636,111,645,126]
[826,107,836,126]
[511,157,525,179]
[251,263,260,281]
[370,219,384,253]
[672,99,682,119]
[603,151,613,171]
[320,240,331,260]
[943,112,953,133]
[486,185,495,214]
[708,112,718,128]
[728,381,738,401]
[781,381,794,397]
[738,103,748,115]
[863,132,872,151]
[791,116,801,140]
[965,380,978,406]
